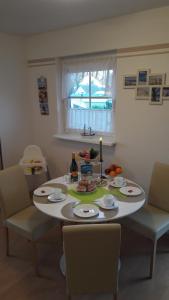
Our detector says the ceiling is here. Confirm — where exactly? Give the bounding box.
[0,0,169,36]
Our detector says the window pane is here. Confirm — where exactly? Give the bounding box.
[70,98,89,109]
[91,70,113,97]
[91,98,112,110]
[69,72,89,97]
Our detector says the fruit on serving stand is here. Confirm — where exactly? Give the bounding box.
[79,148,99,160]
[105,164,123,177]
[76,179,96,192]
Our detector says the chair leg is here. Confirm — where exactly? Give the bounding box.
[149,239,157,278]
[4,227,9,256]
[67,294,71,300]
[113,291,118,300]
[31,241,40,276]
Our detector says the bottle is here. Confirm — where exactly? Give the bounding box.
[70,152,78,182]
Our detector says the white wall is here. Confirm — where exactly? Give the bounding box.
[26,6,169,193]
[0,33,32,167]
[26,6,169,59]
[116,53,169,189]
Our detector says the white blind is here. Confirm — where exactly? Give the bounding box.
[61,52,116,133]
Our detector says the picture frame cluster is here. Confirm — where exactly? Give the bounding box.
[37,76,49,115]
[123,70,169,105]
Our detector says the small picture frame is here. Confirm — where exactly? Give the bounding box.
[40,103,49,115]
[148,74,166,86]
[37,76,49,115]
[150,86,162,105]
[123,75,137,89]
[137,69,149,85]
[162,86,169,99]
[136,86,150,100]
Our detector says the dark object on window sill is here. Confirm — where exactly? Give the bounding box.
[81,125,95,137]
[80,132,95,136]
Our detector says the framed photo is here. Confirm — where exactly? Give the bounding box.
[123,75,137,89]
[162,86,169,99]
[37,76,49,115]
[149,74,166,86]
[137,69,149,85]
[136,86,150,100]
[40,103,49,115]
[150,86,162,105]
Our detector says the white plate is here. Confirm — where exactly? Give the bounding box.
[48,193,66,202]
[95,199,118,210]
[34,186,56,197]
[119,186,142,196]
[73,204,99,218]
[109,180,127,188]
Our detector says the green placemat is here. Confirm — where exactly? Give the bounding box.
[110,188,127,200]
[67,187,126,203]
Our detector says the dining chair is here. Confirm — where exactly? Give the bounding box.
[125,162,169,278]
[0,165,57,276]
[63,223,121,300]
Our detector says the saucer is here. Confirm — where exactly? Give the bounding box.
[95,199,118,210]
[109,180,127,188]
[48,193,66,202]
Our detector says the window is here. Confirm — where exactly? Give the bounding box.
[61,53,116,135]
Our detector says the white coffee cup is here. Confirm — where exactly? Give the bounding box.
[52,188,62,199]
[114,176,125,186]
[103,194,115,207]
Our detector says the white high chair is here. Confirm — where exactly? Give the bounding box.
[19,145,50,180]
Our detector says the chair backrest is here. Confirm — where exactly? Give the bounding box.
[0,165,31,220]
[23,145,44,161]
[149,162,169,212]
[63,223,121,296]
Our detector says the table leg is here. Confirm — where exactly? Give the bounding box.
[59,254,66,276]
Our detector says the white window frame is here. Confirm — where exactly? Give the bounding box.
[60,52,116,137]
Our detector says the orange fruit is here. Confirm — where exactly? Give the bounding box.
[109,170,116,177]
[110,164,116,171]
[115,167,122,174]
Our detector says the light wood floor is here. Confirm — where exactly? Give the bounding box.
[1,221,169,300]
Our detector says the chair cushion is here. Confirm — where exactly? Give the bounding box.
[125,204,169,240]
[4,205,57,241]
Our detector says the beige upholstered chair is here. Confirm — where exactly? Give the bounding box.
[125,162,169,278]
[63,223,121,300]
[0,165,57,275]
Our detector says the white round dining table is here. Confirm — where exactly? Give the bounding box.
[33,176,146,275]
[33,176,146,223]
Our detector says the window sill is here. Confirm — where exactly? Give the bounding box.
[53,133,116,146]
